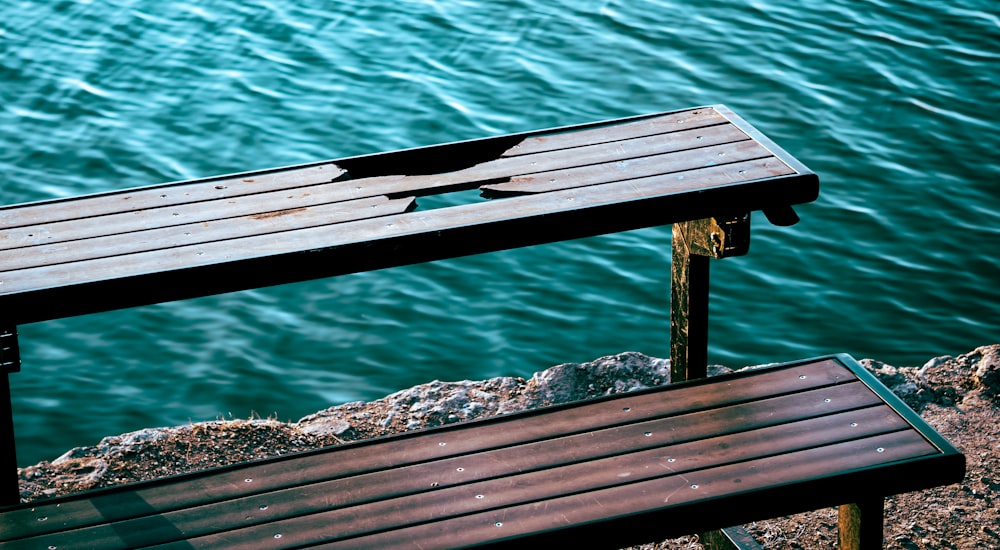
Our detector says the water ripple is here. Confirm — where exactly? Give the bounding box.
[2,0,997,466]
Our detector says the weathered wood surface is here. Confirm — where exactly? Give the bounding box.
[0,105,817,326]
[0,356,965,549]
[0,197,416,271]
[0,164,346,229]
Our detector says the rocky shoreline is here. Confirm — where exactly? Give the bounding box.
[17,345,1000,549]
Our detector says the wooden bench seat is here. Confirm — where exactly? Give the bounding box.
[0,105,964,547]
[0,355,964,549]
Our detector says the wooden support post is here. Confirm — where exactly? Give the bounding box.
[1,324,21,506]
[670,214,751,382]
[839,497,885,549]
[671,241,709,382]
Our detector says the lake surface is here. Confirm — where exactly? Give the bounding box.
[1,0,997,466]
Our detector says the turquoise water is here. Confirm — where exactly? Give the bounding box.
[1,0,997,467]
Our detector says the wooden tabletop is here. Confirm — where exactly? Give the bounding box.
[0,105,818,325]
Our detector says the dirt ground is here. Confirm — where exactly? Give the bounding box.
[16,345,1000,548]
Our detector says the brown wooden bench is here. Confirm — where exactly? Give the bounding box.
[0,105,964,548]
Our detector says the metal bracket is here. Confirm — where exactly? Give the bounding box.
[1,326,20,374]
[677,213,751,259]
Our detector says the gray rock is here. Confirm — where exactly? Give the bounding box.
[972,345,1000,397]
[298,417,353,437]
[379,411,395,427]
[920,354,954,372]
[44,456,108,488]
[525,351,671,406]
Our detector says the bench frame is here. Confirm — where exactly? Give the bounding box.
[0,106,962,548]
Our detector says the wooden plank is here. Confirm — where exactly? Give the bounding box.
[0,125,747,252]
[0,158,804,302]
[481,140,776,197]
[485,123,749,177]
[0,164,345,229]
[0,197,415,271]
[13,398,900,549]
[144,409,920,549]
[500,108,728,157]
[0,361,852,540]
[712,105,816,178]
[317,431,939,550]
[0,181,409,251]
[308,123,750,203]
